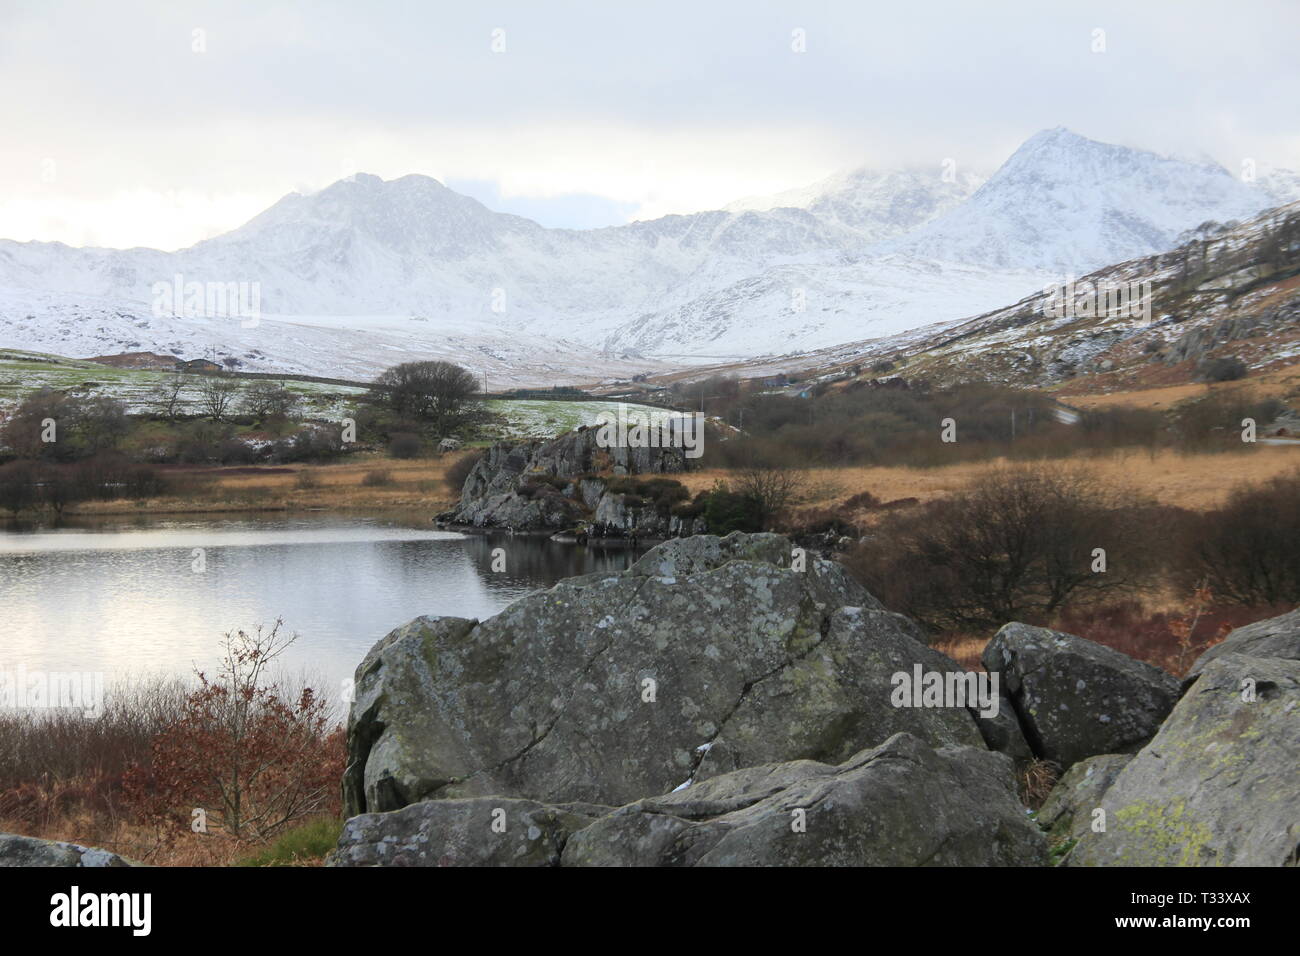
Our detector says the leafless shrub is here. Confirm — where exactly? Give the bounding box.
[844,466,1158,631]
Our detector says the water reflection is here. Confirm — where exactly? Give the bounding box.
[0,515,647,703]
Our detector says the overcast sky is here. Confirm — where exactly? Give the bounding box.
[3,0,1298,250]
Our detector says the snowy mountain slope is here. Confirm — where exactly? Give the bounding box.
[0,288,672,387]
[885,128,1281,274]
[0,129,1295,382]
[724,166,985,243]
[599,255,1044,357]
[695,199,1300,392]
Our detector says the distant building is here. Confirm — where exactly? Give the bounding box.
[177,358,223,373]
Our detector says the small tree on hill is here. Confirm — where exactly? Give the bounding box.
[197,372,242,422]
[374,361,479,434]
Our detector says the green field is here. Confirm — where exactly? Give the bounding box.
[0,350,666,440]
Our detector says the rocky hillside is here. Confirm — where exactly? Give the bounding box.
[734,198,1300,393]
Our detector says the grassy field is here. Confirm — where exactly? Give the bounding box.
[65,454,465,517]
[0,349,366,418]
[679,446,1300,512]
[1057,361,1300,410]
[55,445,1300,520]
[0,349,664,439]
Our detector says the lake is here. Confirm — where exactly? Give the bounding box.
[0,514,646,708]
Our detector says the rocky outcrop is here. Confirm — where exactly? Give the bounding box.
[1069,653,1300,867]
[1184,607,1300,683]
[445,427,696,534]
[0,833,139,867]
[452,480,589,532]
[982,623,1180,770]
[341,532,989,818]
[1167,300,1299,363]
[561,734,1049,867]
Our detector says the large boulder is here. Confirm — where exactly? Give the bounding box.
[342,532,989,817]
[1069,653,1300,867]
[1036,753,1134,849]
[0,833,139,867]
[982,623,1180,770]
[328,798,609,867]
[561,734,1050,867]
[1185,607,1300,684]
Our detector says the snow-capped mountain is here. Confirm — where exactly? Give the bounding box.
[0,128,1294,383]
[885,127,1281,274]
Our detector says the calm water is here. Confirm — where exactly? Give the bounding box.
[0,514,644,704]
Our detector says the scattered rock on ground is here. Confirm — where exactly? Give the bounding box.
[982,623,1180,770]
[0,833,139,867]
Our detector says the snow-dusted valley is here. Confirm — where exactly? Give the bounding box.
[1,128,1296,386]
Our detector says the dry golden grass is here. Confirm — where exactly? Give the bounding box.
[1018,759,1061,811]
[0,811,253,867]
[931,634,986,672]
[683,447,1300,512]
[1060,364,1300,410]
[71,453,466,517]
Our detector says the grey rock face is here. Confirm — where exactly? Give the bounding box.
[971,688,1036,766]
[561,734,1049,867]
[0,833,139,867]
[328,798,609,867]
[1036,753,1134,849]
[1069,654,1300,867]
[342,532,987,817]
[454,482,588,531]
[982,623,1180,770]
[1185,607,1300,683]
[452,428,691,532]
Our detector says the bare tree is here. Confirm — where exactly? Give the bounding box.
[1180,472,1300,605]
[197,372,242,422]
[848,466,1155,630]
[0,388,81,459]
[152,372,190,421]
[735,464,804,530]
[241,380,300,420]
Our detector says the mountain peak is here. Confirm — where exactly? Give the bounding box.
[1013,126,1114,160]
[889,128,1277,272]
